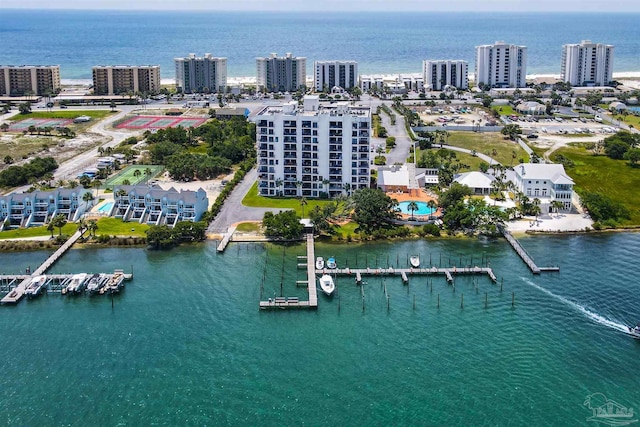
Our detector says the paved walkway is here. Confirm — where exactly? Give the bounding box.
[438,144,500,165]
[206,168,284,236]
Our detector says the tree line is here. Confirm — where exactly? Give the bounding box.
[0,157,58,187]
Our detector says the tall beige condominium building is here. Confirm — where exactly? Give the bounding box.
[561,40,614,87]
[92,65,161,96]
[0,65,61,96]
[475,41,527,88]
[256,53,306,93]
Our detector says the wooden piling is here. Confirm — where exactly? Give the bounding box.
[461,293,464,309]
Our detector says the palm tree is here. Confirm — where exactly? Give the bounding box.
[407,201,419,220]
[426,199,438,217]
[77,218,87,235]
[299,197,308,218]
[322,179,330,197]
[133,169,142,183]
[51,214,67,236]
[87,219,98,237]
[92,179,102,198]
[68,180,79,189]
[47,222,55,238]
[295,180,303,197]
[82,190,95,208]
[551,200,564,217]
[343,183,351,197]
[274,178,283,196]
[144,167,152,183]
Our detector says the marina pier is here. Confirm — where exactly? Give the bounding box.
[0,229,133,305]
[498,225,560,274]
[259,234,499,311]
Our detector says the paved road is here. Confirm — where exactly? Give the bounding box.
[383,110,414,165]
[207,168,284,235]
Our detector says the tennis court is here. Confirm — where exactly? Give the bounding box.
[104,165,164,188]
[115,116,207,130]
[9,118,73,131]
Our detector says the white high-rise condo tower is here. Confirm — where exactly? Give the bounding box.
[475,41,527,88]
[561,40,614,87]
[256,53,306,93]
[255,96,370,198]
[423,60,469,91]
[174,53,228,93]
[313,60,359,92]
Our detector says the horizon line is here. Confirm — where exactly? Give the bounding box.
[1,8,638,13]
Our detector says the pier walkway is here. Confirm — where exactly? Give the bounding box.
[216,225,237,252]
[499,225,559,274]
[1,230,83,304]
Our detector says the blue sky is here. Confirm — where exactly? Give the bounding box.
[2,0,639,12]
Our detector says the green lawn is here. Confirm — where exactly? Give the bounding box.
[443,132,529,166]
[242,182,337,216]
[11,110,115,120]
[555,145,640,225]
[236,222,260,232]
[492,105,520,116]
[0,223,77,240]
[94,217,149,236]
[334,221,359,238]
[0,217,149,239]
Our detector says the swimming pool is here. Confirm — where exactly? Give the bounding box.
[628,106,640,113]
[97,202,114,214]
[397,201,436,216]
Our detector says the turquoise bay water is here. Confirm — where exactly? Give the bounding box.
[397,200,436,216]
[1,11,639,78]
[0,234,639,424]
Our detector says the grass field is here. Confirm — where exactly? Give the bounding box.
[9,110,114,121]
[0,223,77,239]
[440,132,529,166]
[104,165,164,188]
[555,144,640,225]
[236,222,260,232]
[93,217,149,237]
[242,182,337,216]
[0,217,149,240]
[492,105,520,116]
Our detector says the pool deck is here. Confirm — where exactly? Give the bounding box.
[387,190,442,219]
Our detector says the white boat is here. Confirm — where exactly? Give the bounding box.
[326,257,337,269]
[410,255,420,268]
[65,273,88,294]
[319,274,335,296]
[628,323,640,339]
[25,275,47,298]
[101,271,124,294]
[86,273,105,294]
[315,257,324,270]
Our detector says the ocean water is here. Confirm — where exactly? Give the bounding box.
[0,10,639,79]
[0,233,638,425]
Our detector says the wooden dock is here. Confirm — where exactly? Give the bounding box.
[260,234,318,310]
[498,225,559,274]
[1,272,133,304]
[1,230,85,304]
[316,265,497,283]
[216,225,237,252]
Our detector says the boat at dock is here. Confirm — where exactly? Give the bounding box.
[25,275,47,298]
[410,255,420,268]
[628,323,640,339]
[319,274,335,296]
[101,271,125,295]
[326,257,337,269]
[86,273,106,294]
[316,257,324,270]
[65,273,88,294]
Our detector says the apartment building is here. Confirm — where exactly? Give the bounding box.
[313,60,358,92]
[256,53,306,93]
[423,60,469,91]
[561,40,614,87]
[0,188,92,230]
[475,41,527,88]
[175,53,227,93]
[0,65,61,96]
[255,96,370,198]
[112,185,208,227]
[92,65,161,96]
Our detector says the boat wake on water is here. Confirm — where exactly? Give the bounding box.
[522,278,630,335]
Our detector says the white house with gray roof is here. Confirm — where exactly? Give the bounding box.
[112,185,208,227]
[513,163,574,213]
